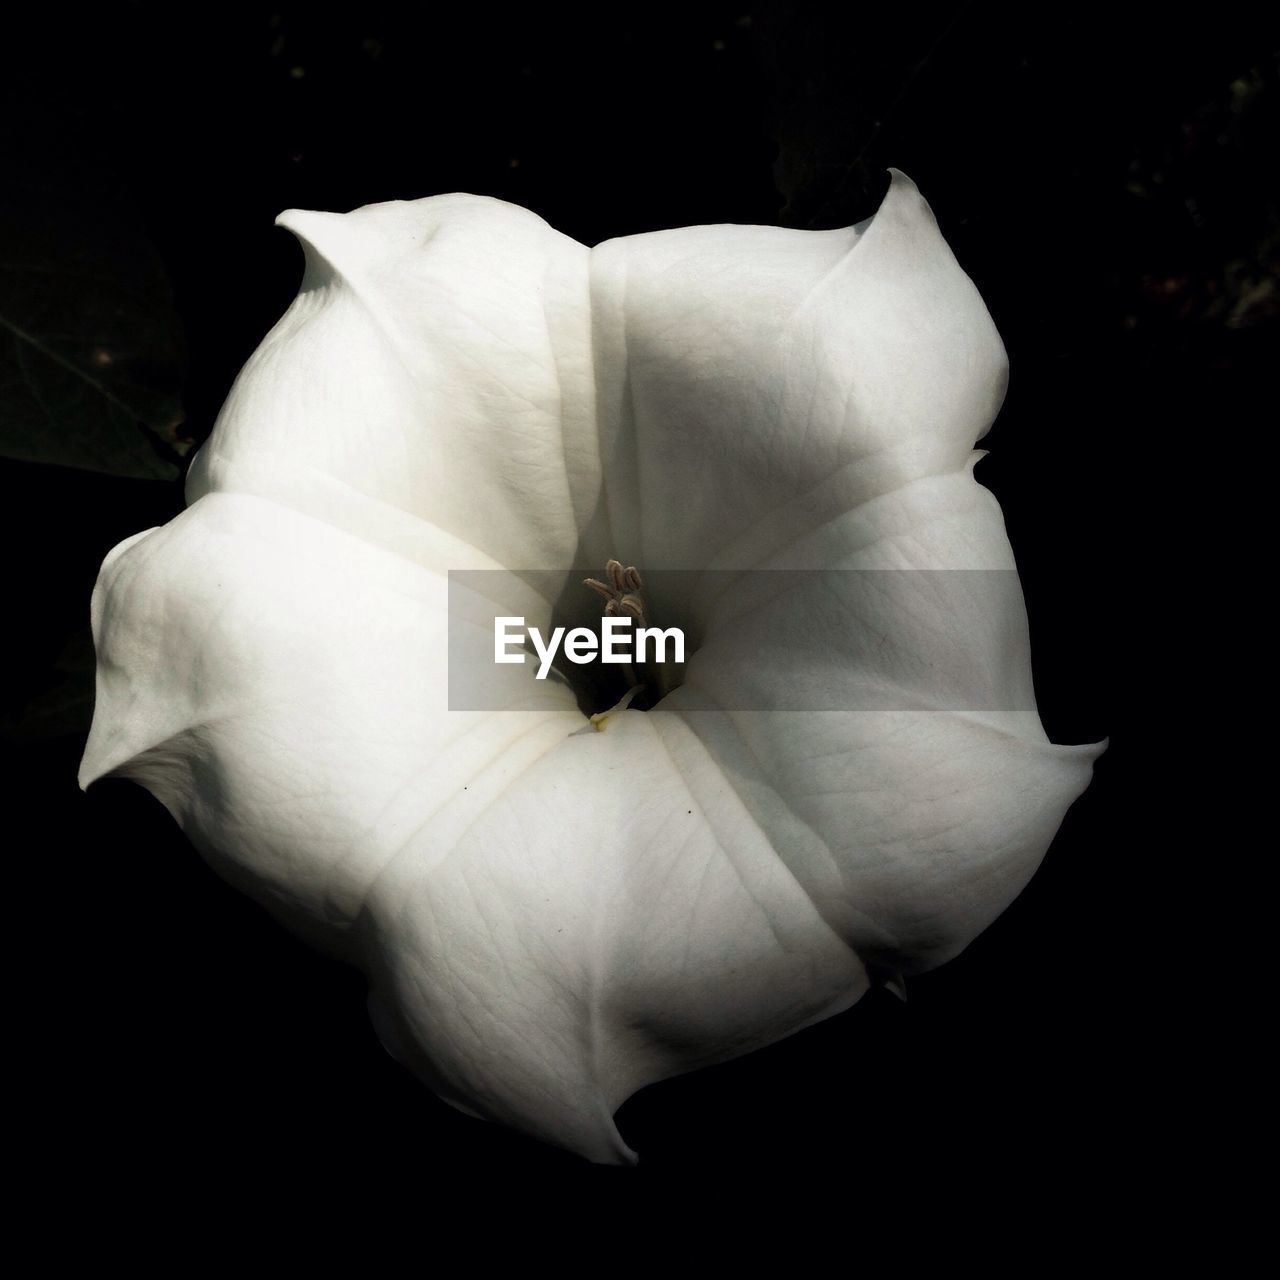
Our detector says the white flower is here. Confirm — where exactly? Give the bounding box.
[80,170,1101,1164]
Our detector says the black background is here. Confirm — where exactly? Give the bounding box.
[4,1,1271,1234]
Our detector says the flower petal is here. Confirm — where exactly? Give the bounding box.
[79,492,583,938]
[363,707,870,1164]
[589,169,1009,571]
[186,195,607,571]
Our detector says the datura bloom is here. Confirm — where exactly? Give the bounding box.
[80,170,1101,1164]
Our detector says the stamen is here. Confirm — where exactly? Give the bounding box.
[582,557,676,711]
[583,562,647,622]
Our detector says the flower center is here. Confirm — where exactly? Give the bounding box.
[581,559,679,713]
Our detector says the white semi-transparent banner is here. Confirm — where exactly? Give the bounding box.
[448,569,1039,714]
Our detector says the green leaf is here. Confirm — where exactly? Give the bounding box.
[0,182,187,479]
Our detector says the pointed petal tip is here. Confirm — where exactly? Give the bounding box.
[76,732,114,793]
[275,204,375,236]
[275,207,341,248]
[578,1128,639,1168]
[879,166,932,220]
[274,206,323,234]
[546,1096,638,1166]
[590,1131,639,1168]
[76,709,106,793]
[273,208,363,278]
[1059,734,1108,761]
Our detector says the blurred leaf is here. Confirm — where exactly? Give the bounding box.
[2,634,96,742]
[0,181,187,479]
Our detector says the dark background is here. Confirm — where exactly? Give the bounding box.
[3,0,1271,1230]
